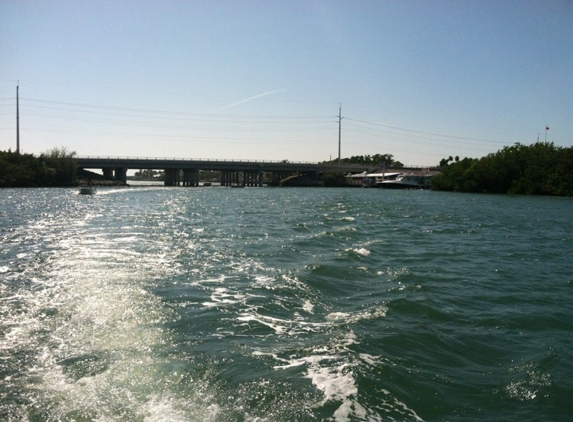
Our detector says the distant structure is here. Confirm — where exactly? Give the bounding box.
[338,104,342,165]
[16,83,20,154]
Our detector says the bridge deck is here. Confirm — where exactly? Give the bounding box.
[76,157,371,173]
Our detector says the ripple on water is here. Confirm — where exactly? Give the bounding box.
[2,188,572,421]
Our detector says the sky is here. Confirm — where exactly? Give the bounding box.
[1,0,572,166]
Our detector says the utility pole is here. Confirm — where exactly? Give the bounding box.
[16,82,20,154]
[338,103,342,165]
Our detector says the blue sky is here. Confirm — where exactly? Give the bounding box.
[1,0,571,166]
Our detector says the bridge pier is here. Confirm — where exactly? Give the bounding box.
[103,168,114,179]
[114,167,127,183]
[75,157,373,188]
[221,170,242,186]
[164,168,180,186]
[101,166,126,183]
[243,171,251,186]
[243,170,263,186]
[182,168,199,186]
[219,170,264,186]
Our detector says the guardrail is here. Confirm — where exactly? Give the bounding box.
[76,156,319,165]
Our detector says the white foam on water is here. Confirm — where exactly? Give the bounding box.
[236,310,328,336]
[190,274,228,286]
[93,187,132,196]
[358,353,380,366]
[142,396,220,422]
[27,277,215,419]
[203,287,247,308]
[253,274,275,287]
[326,305,387,324]
[0,220,215,421]
[237,313,289,335]
[343,239,380,258]
[237,307,331,337]
[272,340,422,422]
[357,247,371,256]
[302,299,315,314]
[269,331,372,422]
[250,304,417,421]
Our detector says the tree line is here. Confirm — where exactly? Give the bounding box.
[324,153,404,168]
[3,143,572,195]
[0,148,77,187]
[431,142,573,196]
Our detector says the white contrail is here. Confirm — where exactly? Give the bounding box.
[220,89,283,110]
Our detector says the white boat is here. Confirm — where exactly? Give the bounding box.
[79,186,96,195]
[375,174,430,189]
[346,171,401,187]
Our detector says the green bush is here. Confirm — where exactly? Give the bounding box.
[0,148,77,187]
[432,143,573,196]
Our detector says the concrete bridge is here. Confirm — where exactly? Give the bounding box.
[75,156,372,186]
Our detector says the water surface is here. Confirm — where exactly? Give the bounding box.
[1,187,571,421]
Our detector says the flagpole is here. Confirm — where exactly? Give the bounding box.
[545,126,549,143]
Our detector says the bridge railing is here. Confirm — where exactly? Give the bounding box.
[77,156,321,164]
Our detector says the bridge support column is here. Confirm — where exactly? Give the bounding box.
[243,170,262,186]
[221,170,242,186]
[114,167,127,183]
[103,168,114,179]
[164,169,181,186]
[182,168,199,186]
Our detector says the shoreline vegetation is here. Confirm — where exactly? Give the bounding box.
[1,142,572,196]
[431,142,573,196]
[0,148,125,188]
[1,147,79,188]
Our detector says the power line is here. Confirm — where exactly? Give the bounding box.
[20,97,506,146]
[345,117,503,144]
[20,98,333,122]
[343,123,504,148]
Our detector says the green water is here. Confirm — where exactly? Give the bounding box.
[1,187,571,421]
